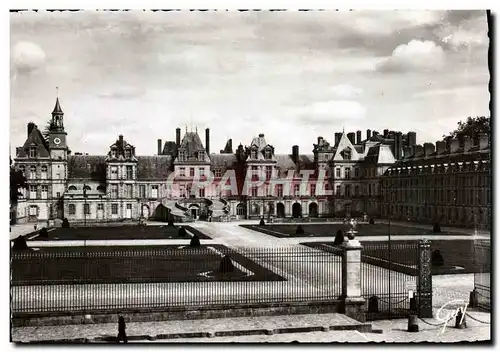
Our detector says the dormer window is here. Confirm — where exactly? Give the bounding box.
[198,151,204,160]
[124,149,131,158]
[341,148,352,160]
[265,149,272,159]
[29,147,37,158]
[179,151,186,161]
[251,150,257,159]
[111,149,117,158]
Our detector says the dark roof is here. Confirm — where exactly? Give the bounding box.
[52,98,63,114]
[162,141,177,156]
[179,132,205,152]
[274,154,315,176]
[391,149,490,168]
[137,156,173,180]
[16,126,50,158]
[209,154,238,170]
[68,155,106,180]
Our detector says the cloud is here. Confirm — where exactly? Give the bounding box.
[296,100,367,124]
[377,40,445,72]
[413,86,488,99]
[330,84,363,99]
[98,87,146,100]
[11,41,46,73]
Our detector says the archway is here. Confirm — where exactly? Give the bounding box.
[292,202,302,218]
[277,203,285,218]
[309,202,318,217]
[189,204,200,219]
[236,203,246,217]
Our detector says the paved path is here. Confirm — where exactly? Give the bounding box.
[11,310,490,343]
[10,222,46,241]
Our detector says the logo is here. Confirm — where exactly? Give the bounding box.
[54,137,61,145]
[436,299,468,334]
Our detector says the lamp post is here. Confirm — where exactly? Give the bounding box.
[83,184,87,226]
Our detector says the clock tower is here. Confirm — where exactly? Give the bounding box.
[48,96,69,204]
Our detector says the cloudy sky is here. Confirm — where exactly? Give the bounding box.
[10,10,489,156]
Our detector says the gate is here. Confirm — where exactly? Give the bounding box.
[473,240,491,312]
[361,241,420,320]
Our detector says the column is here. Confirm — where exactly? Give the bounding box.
[341,239,365,322]
[418,239,433,318]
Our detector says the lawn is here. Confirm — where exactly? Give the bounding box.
[11,244,284,285]
[20,225,211,241]
[244,223,457,238]
[301,239,491,275]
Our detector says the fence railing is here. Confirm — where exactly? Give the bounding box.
[473,240,491,312]
[11,246,342,315]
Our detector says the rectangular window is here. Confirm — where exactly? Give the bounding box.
[56,192,61,198]
[190,168,195,177]
[41,185,48,199]
[29,205,37,216]
[336,185,341,195]
[29,185,37,199]
[29,148,36,158]
[277,184,283,197]
[310,184,316,196]
[111,166,118,179]
[345,185,351,197]
[200,168,205,177]
[294,184,300,196]
[125,149,131,158]
[265,166,272,180]
[111,204,118,215]
[110,184,118,198]
[151,185,158,198]
[126,184,133,198]
[139,185,146,198]
[68,204,76,215]
[29,166,36,179]
[84,204,90,215]
[215,169,222,178]
[251,186,258,197]
[41,165,48,179]
[336,168,340,178]
[179,167,185,177]
[345,168,351,179]
[199,187,205,198]
[126,166,133,179]
[355,185,359,196]
[97,203,104,210]
[355,168,359,178]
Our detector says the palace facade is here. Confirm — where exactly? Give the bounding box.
[12,98,491,229]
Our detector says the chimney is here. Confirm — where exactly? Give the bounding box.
[157,139,162,155]
[478,133,489,150]
[356,130,362,144]
[317,136,323,145]
[435,141,446,155]
[334,133,342,145]
[383,129,389,138]
[205,128,210,155]
[414,144,424,157]
[27,122,36,137]
[402,146,412,158]
[423,142,435,157]
[449,138,460,153]
[394,132,403,159]
[366,129,372,140]
[347,132,355,144]
[292,145,299,164]
[407,132,417,147]
[227,139,233,153]
[373,131,379,137]
[463,136,473,152]
[176,128,181,149]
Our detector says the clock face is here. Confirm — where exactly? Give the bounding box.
[54,138,61,145]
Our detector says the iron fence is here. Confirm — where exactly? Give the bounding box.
[361,242,419,320]
[473,240,491,312]
[10,246,342,315]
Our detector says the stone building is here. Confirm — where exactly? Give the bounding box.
[380,132,491,229]
[14,97,436,224]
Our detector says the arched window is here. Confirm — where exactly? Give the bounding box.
[83,185,91,191]
[97,185,106,192]
[68,185,77,191]
[236,203,246,216]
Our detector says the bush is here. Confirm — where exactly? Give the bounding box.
[218,255,235,273]
[296,225,304,234]
[333,229,344,245]
[190,235,201,248]
[12,236,28,251]
[369,218,375,225]
[39,227,48,238]
[433,223,441,233]
[431,249,444,267]
[62,218,70,228]
[178,227,187,237]
[259,218,265,226]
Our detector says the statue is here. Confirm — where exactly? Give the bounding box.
[345,218,358,240]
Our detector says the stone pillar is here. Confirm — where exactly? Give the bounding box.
[341,239,365,322]
[418,239,433,318]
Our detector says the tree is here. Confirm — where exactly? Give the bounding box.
[443,116,490,141]
[41,119,55,148]
[10,157,27,207]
